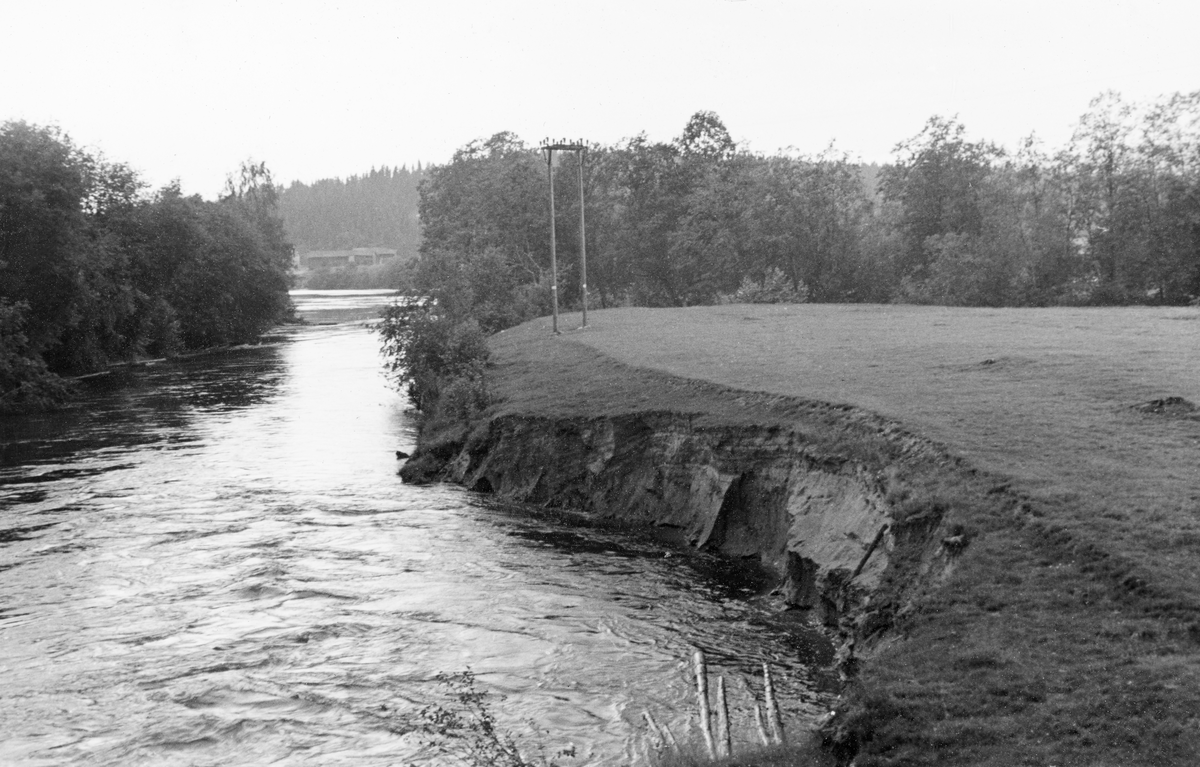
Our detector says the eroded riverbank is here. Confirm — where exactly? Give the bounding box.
[401,306,1200,766]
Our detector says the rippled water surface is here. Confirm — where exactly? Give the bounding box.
[0,291,833,765]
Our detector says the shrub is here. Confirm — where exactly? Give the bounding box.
[378,302,490,411]
[0,300,76,414]
[417,246,552,334]
[725,268,809,304]
[378,246,554,415]
[436,368,492,423]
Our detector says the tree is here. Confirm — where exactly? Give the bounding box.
[882,116,1002,279]
[1000,137,1082,304]
[676,110,736,161]
[752,149,874,301]
[0,299,75,413]
[0,129,296,409]
[614,134,689,305]
[1060,91,1145,302]
[128,166,293,351]
[557,144,635,308]
[0,121,89,353]
[277,165,423,259]
[667,156,750,303]
[47,156,150,371]
[1135,91,1200,302]
[419,132,547,267]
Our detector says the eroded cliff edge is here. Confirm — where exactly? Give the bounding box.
[401,397,978,666]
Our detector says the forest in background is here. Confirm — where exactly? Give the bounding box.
[411,91,1200,332]
[0,121,294,413]
[278,166,424,259]
[277,166,424,290]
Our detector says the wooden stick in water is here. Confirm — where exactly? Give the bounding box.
[763,662,786,745]
[753,700,771,747]
[660,721,680,752]
[643,711,667,749]
[693,650,716,758]
[716,676,732,758]
[644,711,679,752]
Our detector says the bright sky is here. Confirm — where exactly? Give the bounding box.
[3,0,1196,198]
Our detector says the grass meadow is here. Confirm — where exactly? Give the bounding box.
[483,304,1200,766]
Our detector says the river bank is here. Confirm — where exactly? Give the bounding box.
[401,304,1200,766]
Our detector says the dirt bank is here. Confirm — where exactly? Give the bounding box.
[406,408,958,629]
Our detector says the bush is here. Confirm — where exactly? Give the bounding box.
[378,246,555,416]
[725,268,809,304]
[416,246,552,334]
[378,302,490,411]
[436,370,492,423]
[0,300,76,414]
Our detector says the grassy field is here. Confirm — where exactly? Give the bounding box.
[483,304,1200,766]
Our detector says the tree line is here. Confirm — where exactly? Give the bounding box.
[1,121,293,414]
[411,91,1200,325]
[277,165,424,259]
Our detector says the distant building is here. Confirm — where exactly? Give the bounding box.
[300,248,398,269]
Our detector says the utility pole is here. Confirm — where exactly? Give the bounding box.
[542,143,559,334]
[540,138,588,333]
[577,145,587,328]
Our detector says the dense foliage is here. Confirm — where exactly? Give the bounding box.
[277,165,423,259]
[0,121,294,413]
[378,302,490,414]
[411,94,1200,322]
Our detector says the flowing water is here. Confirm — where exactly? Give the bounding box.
[0,290,834,766]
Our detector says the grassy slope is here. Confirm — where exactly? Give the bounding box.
[485,304,1200,766]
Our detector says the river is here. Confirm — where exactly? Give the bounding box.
[0,290,833,766]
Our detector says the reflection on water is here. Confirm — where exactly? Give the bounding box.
[0,290,833,766]
[1,349,286,470]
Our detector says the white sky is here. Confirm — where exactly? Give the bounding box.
[3,0,1197,198]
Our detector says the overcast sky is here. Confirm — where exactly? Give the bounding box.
[3,0,1196,198]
